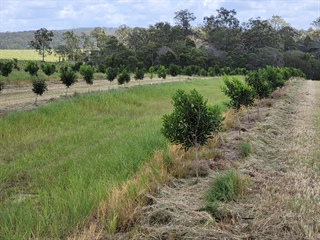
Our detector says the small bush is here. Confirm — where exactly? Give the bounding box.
[157,65,166,79]
[32,79,48,103]
[206,170,249,202]
[79,64,94,85]
[118,70,130,85]
[24,61,39,77]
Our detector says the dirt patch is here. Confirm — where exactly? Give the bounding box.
[110,79,320,239]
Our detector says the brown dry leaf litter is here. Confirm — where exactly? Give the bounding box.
[112,79,320,240]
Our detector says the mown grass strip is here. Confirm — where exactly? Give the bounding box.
[0,78,228,239]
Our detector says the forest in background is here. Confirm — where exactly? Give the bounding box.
[2,8,320,79]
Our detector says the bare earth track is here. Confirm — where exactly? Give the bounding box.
[113,79,320,239]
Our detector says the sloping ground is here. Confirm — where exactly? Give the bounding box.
[114,79,320,239]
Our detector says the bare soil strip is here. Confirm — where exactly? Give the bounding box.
[114,79,320,239]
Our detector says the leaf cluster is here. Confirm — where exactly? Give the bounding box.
[41,63,56,77]
[134,69,144,80]
[117,70,130,85]
[24,61,39,77]
[222,75,255,110]
[60,66,77,88]
[157,65,167,79]
[106,67,118,82]
[79,64,94,85]
[32,79,48,96]
[0,61,13,77]
[162,89,223,151]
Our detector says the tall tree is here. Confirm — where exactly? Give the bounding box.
[62,30,80,61]
[174,9,196,35]
[203,8,241,52]
[30,28,54,62]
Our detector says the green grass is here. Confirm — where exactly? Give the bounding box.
[206,170,249,202]
[0,78,228,239]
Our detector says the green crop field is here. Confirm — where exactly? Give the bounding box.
[0,49,59,62]
[0,78,228,239]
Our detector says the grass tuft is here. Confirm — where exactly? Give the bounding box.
[206,170,249,203]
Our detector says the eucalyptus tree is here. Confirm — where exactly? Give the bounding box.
[174,9,196,36]
[203,7,241,52]
[30,28,54,62]
[62,30,80,61]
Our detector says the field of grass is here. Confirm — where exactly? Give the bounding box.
[0,78,228,239]
[0,49,59,62]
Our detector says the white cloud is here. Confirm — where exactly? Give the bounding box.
[1,0,320,32]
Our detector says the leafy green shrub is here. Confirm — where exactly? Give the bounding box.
[106,67,118,87]
[118,70,130,85]
[157,65,167,79]
[149,66,155,79]
[168,64,180,77]
[200,68,207,76]
[79,64,94,85]
[71,61,83,72]
[206,170,249,202]
[41,63,56,79]
[183,65,200,76]
[134,69,144,81]
[60,66,77,94]
[0,61,13,77]
[24,61,39,77]
[207,67,216,77]
[32,79,48,103]
[222,76,255,111]
[245,70,271,100]
[162,89,223,179]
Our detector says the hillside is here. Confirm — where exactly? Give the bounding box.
[0,27,116,49]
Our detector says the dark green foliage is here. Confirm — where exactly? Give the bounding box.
[24,61,39,77]
[117,70,130,85]
[106,67,118,82]
[0,61,13,77]
[13,58,20,70]
[200,68,207,76]
[134,69,144,80]
[41,63,56,79]
[0,81,4,92]
[222,76,255,111]
[157,65,167,79]
[149,66,155,79]
[32,79,48,103]
[71,61,83,72]
[79,64,94,85]
[207,67,216,77]
[97,64,106,73]
[162,89,223,151]
[168,64,180,77]
[245,70,271,99]
[183,65,200,76]
[60,66,77,90]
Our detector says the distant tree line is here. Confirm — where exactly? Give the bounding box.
[3,8,320,79]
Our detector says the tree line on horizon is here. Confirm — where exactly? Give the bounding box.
[3,8,320,79]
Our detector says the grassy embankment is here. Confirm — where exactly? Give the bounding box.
[0,77,229,239]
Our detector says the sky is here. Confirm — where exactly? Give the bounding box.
[0,0,320,32]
